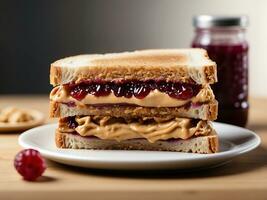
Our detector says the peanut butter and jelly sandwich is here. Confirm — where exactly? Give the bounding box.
[49,49,218,153]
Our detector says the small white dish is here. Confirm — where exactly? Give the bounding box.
[18,122,261,170]
[0,109,45,132]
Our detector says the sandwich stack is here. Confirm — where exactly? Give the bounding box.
[49,49,218,153]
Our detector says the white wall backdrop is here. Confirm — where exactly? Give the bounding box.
[154,0,266,97]
[156,0,266,97]
[91,0,265,96]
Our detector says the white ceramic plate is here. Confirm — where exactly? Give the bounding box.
[0,109,45,132]
[18,122,261,170]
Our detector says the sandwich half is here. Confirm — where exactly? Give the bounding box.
[50,49,219,153]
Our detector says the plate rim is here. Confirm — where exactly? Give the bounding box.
[18,122,261,165]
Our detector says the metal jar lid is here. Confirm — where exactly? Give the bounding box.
[193,15,248,28]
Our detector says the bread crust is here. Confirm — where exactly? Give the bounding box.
[55,130,65,148]
[55,130,219,153]
[209,134,219,153]
[50,65,216,85]
[50,66,62,87]
[50,49,217,85]
[49,100,218,120]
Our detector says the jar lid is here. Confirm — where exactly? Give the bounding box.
[193,15,248,28]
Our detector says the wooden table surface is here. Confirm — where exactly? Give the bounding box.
[1,96,267,200]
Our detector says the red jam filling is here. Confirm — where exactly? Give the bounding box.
[66,116,78,129]
[65,80,201,101]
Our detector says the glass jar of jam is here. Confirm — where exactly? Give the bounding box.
[192,15,249,127]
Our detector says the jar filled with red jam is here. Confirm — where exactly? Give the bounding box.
[192,15,249,127]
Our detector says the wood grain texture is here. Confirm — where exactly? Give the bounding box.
[0,96,267,200]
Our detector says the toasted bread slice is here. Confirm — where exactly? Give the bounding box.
[55,130,218,154]
[50,49,217,86]
[50,100,218,121]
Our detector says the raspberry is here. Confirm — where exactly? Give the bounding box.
[14,149,46,181]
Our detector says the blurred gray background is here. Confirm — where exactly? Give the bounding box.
[1,0,266,96]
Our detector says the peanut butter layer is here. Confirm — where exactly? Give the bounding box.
[59,116,213,143]
[50,85,214,108]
